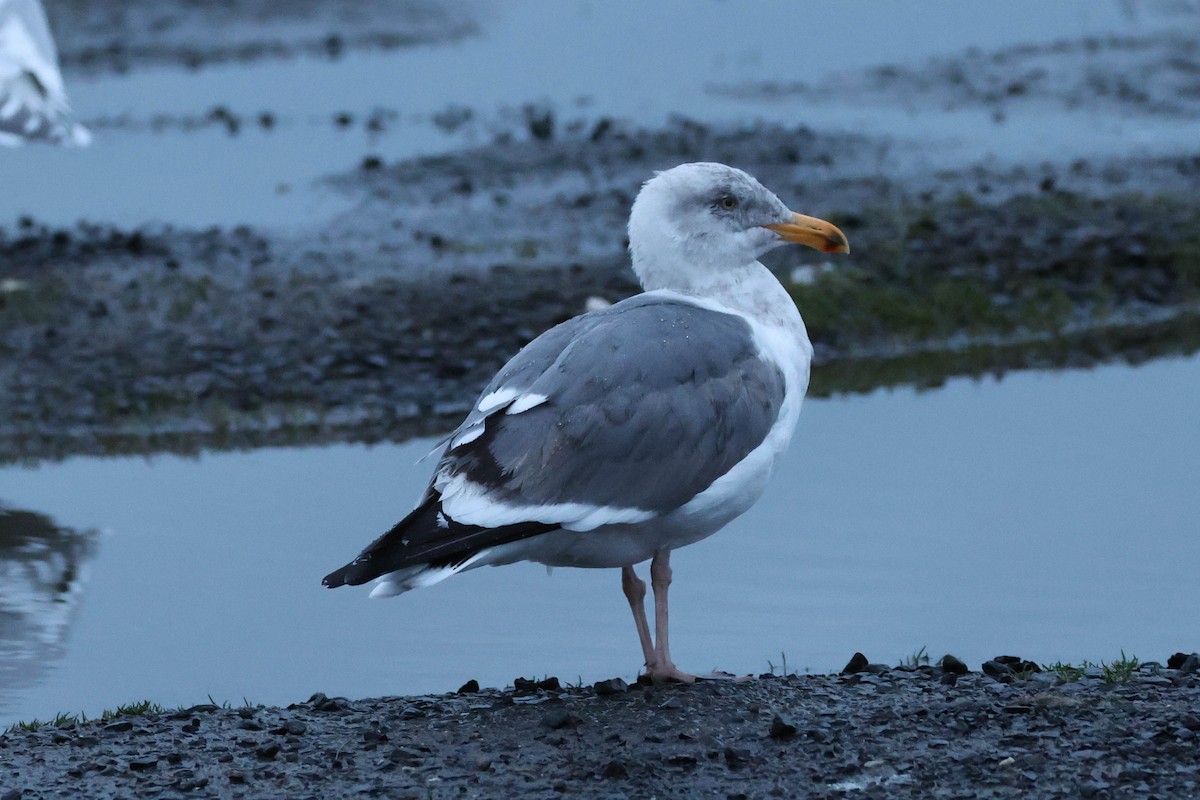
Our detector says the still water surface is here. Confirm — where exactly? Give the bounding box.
[2,355,1197,726]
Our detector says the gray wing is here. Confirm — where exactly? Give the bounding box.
[435,293,787,525]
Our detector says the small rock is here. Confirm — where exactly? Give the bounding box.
[128,758,158,772]
[537,676,561,691]
[769,715,797,739]
[940,672,959,686]
[1,790,20,800]
[594,678,629,696]
[724,746,751,769]
[256,743,281,760]
[543,710,580,730]
[841,652,869,674]
[105,721,133,733]
[400,705,425,719]
[387,747,423,766]
[602,759,629,779]
[513,677,538,694]
[227,770,248,785]
[941,655,969,675]
[982,660,1014,681]
[274,719,305,736]
[457,679,480,694]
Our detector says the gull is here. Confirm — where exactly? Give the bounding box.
[0,0,90,146]
[324,162,849,681]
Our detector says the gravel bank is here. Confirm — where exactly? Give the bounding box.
[3,653,1199,799]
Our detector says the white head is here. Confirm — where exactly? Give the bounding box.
[627,162,847,292]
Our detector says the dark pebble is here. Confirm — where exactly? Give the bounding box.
[105,721,133,733]
[941,655,969,675]
[982,660,1014,681]
[537,677,561,691]
[128,758,158,771]
[602,759,629,779]
[724,746,751,769]
[841,652,869,674]
[256,743,281,760]
[994,655,1041,674]
[227,770,248,785]
[387,747,423,766]
[594,678,629,696]
[457,679,480,694]
[1,791,20,800]
[941,672,959,686]
[769,715,797,740]
[543,710,580,730]
[513,677,538,694]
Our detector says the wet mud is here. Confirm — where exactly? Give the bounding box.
[3,654,1199,799]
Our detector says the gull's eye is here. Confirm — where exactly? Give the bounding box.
[717,194,739,211]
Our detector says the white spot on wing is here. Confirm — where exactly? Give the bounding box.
[477,387,519,413]
[506,393,548,415]
[450,424,485,449]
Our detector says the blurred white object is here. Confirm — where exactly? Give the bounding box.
[0,0,90,146]
[789,261,837,286]
[583,295,612,312]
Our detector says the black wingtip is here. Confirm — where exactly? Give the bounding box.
[322,565,352,589]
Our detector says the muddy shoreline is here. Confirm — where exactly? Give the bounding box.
[3,653,1199,799]
[4,129,1199,465]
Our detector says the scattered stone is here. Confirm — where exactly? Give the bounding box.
[982,660,1014,681]
[457,679,480,694]
[386,747,422,766]
[841,652,869,675]
[941,655,969,675]
[543,710,580,730]
[602,759,628,779]
[769,715,797,740]
[594,678,629,696]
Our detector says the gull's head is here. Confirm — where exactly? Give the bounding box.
[627,162,848,291]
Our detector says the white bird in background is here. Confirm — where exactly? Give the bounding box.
[0,0,89,146]
[325,163,849,682]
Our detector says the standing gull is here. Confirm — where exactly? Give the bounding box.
[0,0,90,146]
[324,162,849,681]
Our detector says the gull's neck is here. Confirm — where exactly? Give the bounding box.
[638,256,810,348]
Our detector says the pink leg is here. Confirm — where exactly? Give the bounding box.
[647,550,695,683]
[621,566,656,671]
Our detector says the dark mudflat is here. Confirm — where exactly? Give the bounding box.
[3,656,1199,799]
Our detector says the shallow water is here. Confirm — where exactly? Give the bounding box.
[2,354,1197,726]
[2,0,1194,229]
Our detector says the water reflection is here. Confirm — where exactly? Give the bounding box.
[0,505,97,694]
